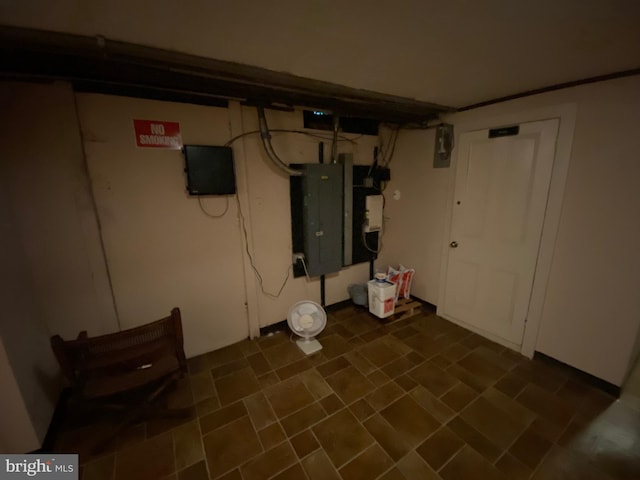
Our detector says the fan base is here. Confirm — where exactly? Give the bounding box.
[296,338,323,355]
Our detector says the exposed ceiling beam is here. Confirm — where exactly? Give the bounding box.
[0,26,453,124]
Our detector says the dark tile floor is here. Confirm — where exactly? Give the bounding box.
[55,304,640,479]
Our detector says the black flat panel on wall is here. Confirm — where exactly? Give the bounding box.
[184,145,236,195]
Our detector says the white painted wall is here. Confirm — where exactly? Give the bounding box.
[0,178,56,450]
[628,331,640,387]
[76,94,249,357]
[0,82,118,339]
[0,339,40,453]
[75,95,376,355]
[376,129,448,304]
[7,75,635,437]
[1,81,116,447]
[531,77,640,386]
[235,106,375,329]
[383,76,640,385]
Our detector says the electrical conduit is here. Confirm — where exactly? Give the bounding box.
[257,107,303,176]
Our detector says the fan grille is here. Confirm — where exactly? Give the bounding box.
[287,300,327,339]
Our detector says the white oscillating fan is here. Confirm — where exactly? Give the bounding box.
[287,300,327,355]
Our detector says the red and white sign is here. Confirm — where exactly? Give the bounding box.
[133,119,182,149]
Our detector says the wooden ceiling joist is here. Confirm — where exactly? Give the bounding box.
[0,26,453,123]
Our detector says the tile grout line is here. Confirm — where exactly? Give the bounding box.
[240,389,298,480]
[276,390,381,473]
[149,311,597,479]
[527,442,555,480]
[451,378,546,473]
[284,429,317,480]
[241,388,355,479]
[170,422,178,478]
[194,406,211,480]
[111,442,119,480]
[411,443,459,478]
[191,366,221,479]
[291,427,338,480]
[435,439,466,475]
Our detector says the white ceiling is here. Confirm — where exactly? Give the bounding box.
[1,0,639,108]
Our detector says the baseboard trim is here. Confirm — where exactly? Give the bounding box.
[259,320,289,337]
[258,299,358,337]
[409,295,437,314]
[533,352,621,397]
[324,299,353,313]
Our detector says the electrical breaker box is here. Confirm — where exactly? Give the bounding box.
[291,163,381,276]
[300,164,344,276]
[364,195,384,232]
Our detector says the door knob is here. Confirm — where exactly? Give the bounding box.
[449,241,458,248]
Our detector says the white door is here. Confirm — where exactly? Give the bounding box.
[440,119,559,346]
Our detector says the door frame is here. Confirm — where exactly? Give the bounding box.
[437,103,577,358]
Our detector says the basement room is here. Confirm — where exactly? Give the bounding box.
[1,1,639,479]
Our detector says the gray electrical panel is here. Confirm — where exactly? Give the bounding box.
[301,164,344,276]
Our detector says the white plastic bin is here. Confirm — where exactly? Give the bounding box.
[368,280,396,319]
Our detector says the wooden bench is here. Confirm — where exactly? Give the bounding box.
[50,307,189,451]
